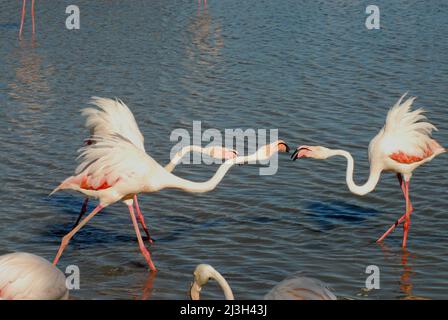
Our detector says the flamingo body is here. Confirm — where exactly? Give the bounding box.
[0,252,68,300]
[264,275,337,300]
[369,95,444,176]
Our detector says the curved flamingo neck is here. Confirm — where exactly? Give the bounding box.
[329,149,381,196]
[155,147,271,193]
[211,270,234,300]
[165,145,204,172]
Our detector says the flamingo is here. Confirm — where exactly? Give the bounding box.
[50,98,289,271]
[71,98,239,244]
[189,264,336,300]
[19,0,35,38]
[291,94,445,247]
[0,252,68,300]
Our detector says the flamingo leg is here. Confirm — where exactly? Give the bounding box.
[134,195,154,244]
[71,198,89,230]
[128,204,157,272]
[31,0,35,34]
[19,0,26,38]
[402,180,412,248]
[53,204,104,265]
[376,174,414,243]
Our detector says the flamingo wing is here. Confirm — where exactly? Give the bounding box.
[376,94,444,164]
[82,97,145,151]
[74,134,152,190]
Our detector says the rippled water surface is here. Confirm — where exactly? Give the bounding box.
[1,0,447,299]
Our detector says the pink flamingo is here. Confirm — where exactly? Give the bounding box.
[19,0,35,38]
[291,94,445,247]
[0,252,68,300]
[71,98,238,245]
[50,98,289,271]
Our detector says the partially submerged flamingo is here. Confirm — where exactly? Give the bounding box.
[50,98,289,271]
[292,94,445,247]
[189,264,336,300]
[0,252,68,300]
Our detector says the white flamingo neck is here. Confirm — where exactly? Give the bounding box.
[165,146,205,172]
[156,147,273,193]
[329,149,381,196]
[210,270,234,300]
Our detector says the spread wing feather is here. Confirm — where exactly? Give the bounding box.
[82,97,145,151]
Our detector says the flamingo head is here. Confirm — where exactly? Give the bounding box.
[205,146,239,160]
[291,145,331,160]
[256,140,290,158]
[189,264,217,300]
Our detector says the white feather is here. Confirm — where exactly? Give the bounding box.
[0,252,68,300]
[82,97,145,151]
[264,274,337,300]
[75,134,153,190]
[377,94,438,157]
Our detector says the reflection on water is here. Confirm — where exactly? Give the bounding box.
[138,271,157,300]
[8,38,50,101]
[378,243,429,300]
[0,0,447,299]
[398,249,429,300]
[188,9,223,59]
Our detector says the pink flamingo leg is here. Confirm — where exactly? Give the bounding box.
[53,204,104,265]
[128,204,157,272]
[402,180,412,248]
[134,195,154,245]
[376,174,413,242]
[19,0,26,38]
[31,0,35,34]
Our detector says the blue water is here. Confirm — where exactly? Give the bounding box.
[0,0,447,299]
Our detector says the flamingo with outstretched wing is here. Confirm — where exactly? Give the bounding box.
[291,94,445,247]
[72,98,237,244]
[51,98,289,271]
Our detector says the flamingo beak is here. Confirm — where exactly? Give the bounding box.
[189,281,201,300]
[291,146,312,161]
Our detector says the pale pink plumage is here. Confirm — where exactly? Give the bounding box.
[51,97,289,270]
[0,252,68,300]
[292,94,445,247]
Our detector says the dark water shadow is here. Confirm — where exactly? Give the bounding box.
[0,23,20,30]
[156,215,238,243]
[306,200,379,230]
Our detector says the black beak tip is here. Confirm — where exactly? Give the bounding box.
[291,149,299,160]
